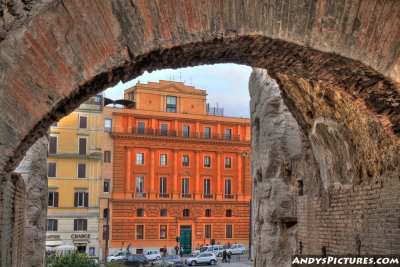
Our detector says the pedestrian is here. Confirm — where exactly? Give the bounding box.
[163,245,167,256]
[227,251,232,263]
[222,249,227,263]
[175,245,179,255]
[180,247,184,257]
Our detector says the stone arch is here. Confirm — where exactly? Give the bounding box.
[0,1,399,266]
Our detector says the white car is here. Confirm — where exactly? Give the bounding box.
[204,245,224,257]
[186,252,217,266]
[227,244,246,255]
[107,250,128,262]
[144,250,161,261]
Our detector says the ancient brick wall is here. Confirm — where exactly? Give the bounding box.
[0,173,26,267]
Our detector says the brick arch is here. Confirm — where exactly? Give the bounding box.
[0,1,400,266]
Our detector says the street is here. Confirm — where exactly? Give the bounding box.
[181,254,254,267]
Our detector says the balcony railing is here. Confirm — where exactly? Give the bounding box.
[135,192,147,198]
[224,194,235,199]
[128,128,242,141]
[159,193,170,198]
[203,194,214,199]
[181,193,192,198]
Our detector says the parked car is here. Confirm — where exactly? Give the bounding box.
[107,250,130,262]
[204,245,224,257]
[152,261,184,267]
[115,254,149,267]
[144,250,162,261]
[159,255,183,264]
[226,244,246,255]
[185,252,217,266]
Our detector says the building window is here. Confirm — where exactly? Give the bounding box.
[183,125,190,137]
[103,179,110,193]
[160,209,167,217]
[104,151,111,163]
[77,163,86,178]
[226,225,233,238]
[49,136,57,154]
[183,209,190,217]
[74,192,88,208]
[225,180,232,198]
[160,154,167,166]
[160,225,167,239]
[226,209,232,217]
[203,179,211,198]
[136,225,144,239]
[79,116,88,129]
[205,225,211,238]
[205,209,211,217]
[182,155,189,167]
[136,153,144,165]
[137,122,145,134]
[182,178,190,198]
[160,177,167,197]
[103,208,109,219]
[204,156,211,167]
[161,124,168,136]
[136,176,144,197]
[74,219,88,231]
[225,129,232,140]
[225,157,231,168]
[137,208,145,217]
[78,138,87,155]
[204,127,211,139]
[48,192,59,207]
[104,119,112,132]
[166,96,177,113]
[48,162,57,178]
[47,219,58,231]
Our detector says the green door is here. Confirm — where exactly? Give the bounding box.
[180,225,192,254]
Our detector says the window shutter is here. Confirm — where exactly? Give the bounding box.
[84,192,89,207]
[54,192,59,207]
[54,220,58,231]
[83,219,88,231]
[74,219,77,231]
[49,136,57,154]
[74,192,78,207]
[79,116,87,129]
[79,138,87,155]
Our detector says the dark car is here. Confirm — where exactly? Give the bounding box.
[115,254,149,267]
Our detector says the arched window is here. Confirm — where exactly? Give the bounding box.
[137,208,145,217]
[205,209,211,217]
[183,209,190,217]
[226,209,232,217]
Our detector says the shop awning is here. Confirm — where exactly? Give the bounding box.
[46,241,63,246]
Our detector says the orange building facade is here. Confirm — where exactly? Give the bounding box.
[108,81,251,254]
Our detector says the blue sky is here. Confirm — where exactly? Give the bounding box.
[103,63,252,118]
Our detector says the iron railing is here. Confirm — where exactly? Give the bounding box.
[128,128,242,141]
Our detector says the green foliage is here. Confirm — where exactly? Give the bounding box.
[47,253,99,267]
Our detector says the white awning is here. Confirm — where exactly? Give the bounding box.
[46,241,63,246]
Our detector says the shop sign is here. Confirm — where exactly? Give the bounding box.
[71,234,90,239]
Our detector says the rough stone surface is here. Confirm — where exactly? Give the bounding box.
[250,69,320,266]
[15,136,48,267]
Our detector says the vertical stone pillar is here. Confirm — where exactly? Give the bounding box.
[194,151,201,199]
[15,135,48,267]
[172,149,179,199]
[126,148,132,195]
[216,152,222,200]
[237,152,244,200]
[149,149,156,199]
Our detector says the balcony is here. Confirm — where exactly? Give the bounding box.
[181,193,192,199]
[135,192,147,198]
[203,194,214,199]
[224,194,235,199]
[128,128,243,141]
[158,193,170,198]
